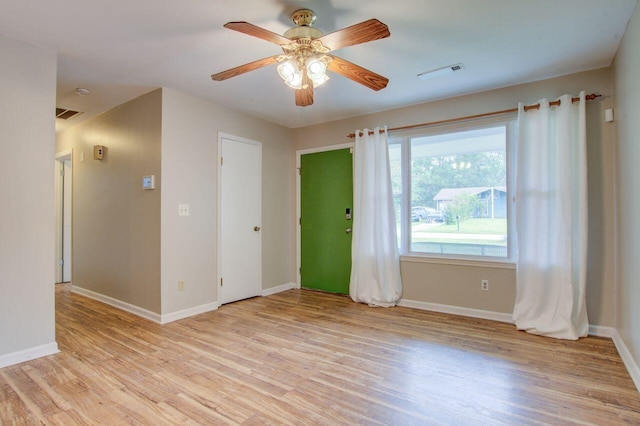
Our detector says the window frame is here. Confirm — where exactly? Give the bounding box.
[389,115,517,263]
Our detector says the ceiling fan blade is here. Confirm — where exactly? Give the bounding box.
[295,71,313,106]
[211,56,280,81]
[224,21,292,46]
[295,87,313,106]
[317,19,390,51]
[327,55,389,91]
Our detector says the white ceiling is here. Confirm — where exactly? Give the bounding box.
[0,0,636,131]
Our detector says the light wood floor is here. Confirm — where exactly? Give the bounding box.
[1,285,639,425]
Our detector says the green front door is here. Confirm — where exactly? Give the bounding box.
[301,148,353,294]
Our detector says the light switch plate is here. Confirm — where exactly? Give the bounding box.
[178,204,190,216]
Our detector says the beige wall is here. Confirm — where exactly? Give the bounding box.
[0,36,57,359]
[293,68,616,325]
[613,3,640,370]
[57,90,163,313]
[55,87,295,319]
[162,89,295,314]
[160,88,295,316]
[57,89,295,321]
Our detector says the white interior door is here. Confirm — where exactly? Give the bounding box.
[62,158,72,282]
[55,152,72,284]
[219,135,262,304]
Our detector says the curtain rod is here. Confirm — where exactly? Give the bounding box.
[347,93,601,138]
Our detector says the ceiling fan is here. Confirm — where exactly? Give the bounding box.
[211,9,390,107]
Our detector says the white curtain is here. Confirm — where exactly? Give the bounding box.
[350,126,402,307]
[513,91,589,340]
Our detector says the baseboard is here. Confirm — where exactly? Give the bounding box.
[612,331,640,393]
[71,286,162,323]
[588,324,616,338]
[262,282,296,297]
[72,283,297,324]
[0,342,59,369]
[398,298,514,324]
[397,299,619,338]
[160,302,219,324]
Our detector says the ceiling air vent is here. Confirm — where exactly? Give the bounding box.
[56,107,82,120]
[417,63,465,81]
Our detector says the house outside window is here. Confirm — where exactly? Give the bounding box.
[433,187,507,219]
[390,118,516,261]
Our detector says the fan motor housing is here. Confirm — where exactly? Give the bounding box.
[285,9,323,40]
[291,9,317,26]
[284,26,323,40]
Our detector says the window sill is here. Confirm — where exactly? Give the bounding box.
[399,254,516,270]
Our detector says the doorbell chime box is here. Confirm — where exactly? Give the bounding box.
[93,145,106,160]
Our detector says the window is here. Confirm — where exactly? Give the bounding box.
[390,118,516,260]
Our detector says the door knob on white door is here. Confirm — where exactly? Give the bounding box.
[254,226,261,232]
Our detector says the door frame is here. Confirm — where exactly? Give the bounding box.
[55,149,73,284]
[296,143,354,288]
[217,132,262,304]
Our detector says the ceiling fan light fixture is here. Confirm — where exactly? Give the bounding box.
[307,58,324,76]
[277,61,303,89]
[310,73,329,88]
[306,57,329,87]
[278,56,330,89]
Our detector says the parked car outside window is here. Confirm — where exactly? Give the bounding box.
[411,206,430,222]
[426,210,445,223]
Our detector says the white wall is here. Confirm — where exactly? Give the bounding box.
[293,68,616,325]
[0,36,58,366]
[160,88,295,317]
[613,2,640,375]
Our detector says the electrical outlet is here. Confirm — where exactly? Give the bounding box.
[481,279,489,291]
[178,280,185,291]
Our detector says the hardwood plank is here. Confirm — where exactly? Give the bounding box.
[0,283,638,424]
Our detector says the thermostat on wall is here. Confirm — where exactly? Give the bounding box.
[142,175,155,190]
